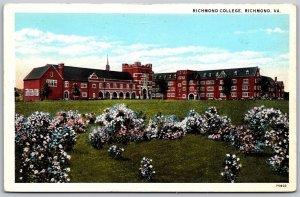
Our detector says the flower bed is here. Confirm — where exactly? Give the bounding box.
[139,157,155,182]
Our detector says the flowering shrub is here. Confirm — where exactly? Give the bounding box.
[180,110,209,134]
[220,154,242,183]
[15,112,73,183]
[88,126,111,149]
[51,126,77,151]
[145,113,185,140]
[82,112,97,124]
[49,110,88,133]
[94,104,145,144]
[139,157,155,182]
[108,145,124,159]
[205,107,232,140]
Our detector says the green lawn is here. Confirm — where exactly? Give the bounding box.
[15,100,289,183]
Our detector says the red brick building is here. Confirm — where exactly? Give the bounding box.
[23,61,284,101]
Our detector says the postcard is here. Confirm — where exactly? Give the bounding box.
[3,3,296,192]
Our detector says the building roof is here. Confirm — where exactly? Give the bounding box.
[24,64,133,81]
[24,64,53,80]
[194,66,258,80]
[154,72,176,81]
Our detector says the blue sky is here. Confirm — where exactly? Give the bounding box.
[15,13,290,90]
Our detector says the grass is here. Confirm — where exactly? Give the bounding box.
[15,100,289,183]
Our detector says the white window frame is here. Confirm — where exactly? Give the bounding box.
[92,84,96,88]
[178,83,182,87]
[99,83,103,88]
[189,87,194,91]
[46,79,57,87]
[243,79,249,84]
[34,89,39,96]
[50,72,53,77]
[64,81,69,88]
[82,92,87,97]
[231,86,237,91]
[219,86,223,91]
[200,81,205,85]
[219,80,224,85]
[81,83,87,88]
[206,93,214,97]
[232,79,237,84]
[242,85,249,90]
[231,92,237,97]
[207,86,214,91]
[242,92,249,97]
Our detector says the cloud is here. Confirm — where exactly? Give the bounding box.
[15,28,290,91]
[234,27,286,35]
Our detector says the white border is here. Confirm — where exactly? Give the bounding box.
[4,3,297,192]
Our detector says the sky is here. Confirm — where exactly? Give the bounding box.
[15,13,290,91]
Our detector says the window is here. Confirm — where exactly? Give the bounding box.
[207,86,214,91]
[120,84,123,89]
[178,76,181,80]
[171,93,175,97]
[231,92,237,97]
[81,83,87,88]
[216,72,219,77]
[50,72,53,77]
[133,85,135,89]
[200,93,205,97]
[189,80,193,85]
[246,70,249,75]
[200,87,205,91]
[200,81,205,85]
[167,93,170,97]
[206,80,215,85]
[254,86,256,90]
[232,79,237,84]
[182,76,185,79]
[242,92,249,97]
[234,71,237,76]
[113,83,117,88]
[183,87,186,91]
[127,84,130,89]
[189,87,194,91]
[219,86,223,91]
[82,92,87,97]
[208,73,212,77]
[92,84,96,88]
[206,93,214,97]
[34,89,39,96]
[46,79,57,87]
[242,85,249,90]
[168,81,174,86]
[231,86,237,91]
[29,89,34,96]
[99,83,103,88]
[243,79,249,84]
[220,93,226,97]
[219,80,224,85]
[106,83,110,88]
[182,81,186,85]
[64,81,69,88]
[178,83,182,87]
[182,94,186,98]
[25,89,29,96]
[203,73,207,77]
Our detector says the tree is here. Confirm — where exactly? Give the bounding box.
[41,83,51,100]
[258,76,272,97]
[156,79,168,99]
[15,87,20,101]
[223,76,233,99]
[72,83,81,100]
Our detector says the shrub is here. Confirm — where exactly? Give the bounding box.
[108,145,124,159]
[145,113,185,140]
[180,110,209,134]
[204,107,232,140]
[88,126,111,149]
[220,154,242,183]
[49,110,88,133]
[94,104,145,144]
[15,112,72,183]
[139,157,155,182]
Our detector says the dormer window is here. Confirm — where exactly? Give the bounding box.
[246,70,249,75]
[216,72,219,77]
[208,73,211,77]
[234,71,237,76]
[203,73,206,77]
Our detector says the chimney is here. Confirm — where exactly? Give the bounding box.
[58,63,64,79]
[275,77,277,82]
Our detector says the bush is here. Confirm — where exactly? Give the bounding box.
[88,126,111,149]
[108,145,124,159]
[15,112,73,183]
[180,110,209,134]
[204,107,232,140]
[94,104,145,144]
[49,110,88,133]
[139,157,155,182]
[220,154,242,183]
[145,113,185,140]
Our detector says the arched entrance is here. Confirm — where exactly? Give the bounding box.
[142,89,147,99]
[105,92,110,99]
[188,94,195,100]
[99,91,104,99]
[112,92,118,99]
[131,92,136,99]
[64,91,69,100]
[125,92,130,99]
[119,92,124,99]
